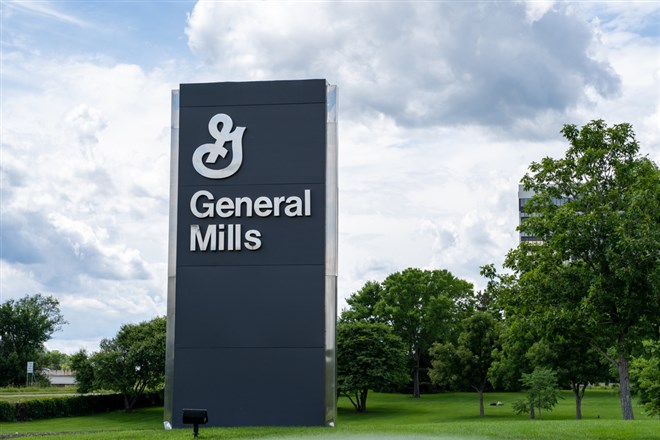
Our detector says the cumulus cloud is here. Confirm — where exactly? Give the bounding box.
[1,50,177,350]
[66,104,107,150]
[186,1,620,130]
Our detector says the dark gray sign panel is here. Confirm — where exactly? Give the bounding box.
[165,80,337,428]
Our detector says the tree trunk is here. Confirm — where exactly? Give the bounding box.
[572,382,585,420]
[617,355,634,420]
[529,402,535,420]
[413,350,421,398]
[342,391,359,412]
[478,389,484,417]
[359,388,368,413]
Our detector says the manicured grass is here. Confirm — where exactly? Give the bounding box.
[1,390,658,439]
[0,386,78,403]
[0,386,78,395]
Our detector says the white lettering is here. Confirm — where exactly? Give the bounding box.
[235,197,253,217]
[305,189,311,216]
[189,189,312,219]
[188,188,313,253]
[216,197,234,218]
[235,224,241,251]
[244,229,262,250]
[218,224,225,251]
[191,224,264,252]
[284,196,303,217]
[273,196,285,216]
[254,197,273,217]
[228,224,235,250]
[190,224,216,251]
[190,191,214,218]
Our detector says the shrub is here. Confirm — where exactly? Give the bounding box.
[5,392,162,422]
[0,401,14,422]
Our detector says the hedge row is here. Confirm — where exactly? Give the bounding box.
[0,392,163,422]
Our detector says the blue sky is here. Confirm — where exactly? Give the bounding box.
[3,2,194,62]
[1,1,659,354]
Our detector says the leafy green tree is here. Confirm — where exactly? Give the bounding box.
[429,311,501,417]
[376,268,474,398]
[531,333,612,420]
[483,264,613,419]
[38,350,71,370]
[480,265,533,392]
[0,294,67,386]
[70,317,166,411]
[488,321,534,392]
[337,321,408,412]
[631,340,660,417]
[340,281,385,324]
[506,120,660,420]
[70,349,96,394]
[513,367,560,419]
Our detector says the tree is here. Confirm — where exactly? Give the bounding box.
[513,367,560,420]
[340,281,385,324]
[70,317,166,411]
[69,349,96,394]
[528,331,612,420]
[337,321,408,412]
[488,319,535,392]
[506,120,660,420]
[483,265,613,420]
[38,350,71,370]
[0,294,66,386]
[376,268,474,398]
[479,265,532,392]
[429,311,501,417]
[631,340,660,417]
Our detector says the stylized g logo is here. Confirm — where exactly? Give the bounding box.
[192,113,246,179]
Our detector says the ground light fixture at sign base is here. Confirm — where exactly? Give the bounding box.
[182,408,208,437]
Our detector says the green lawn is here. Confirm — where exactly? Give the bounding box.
[0,386,78,403]
[0,390,658,439]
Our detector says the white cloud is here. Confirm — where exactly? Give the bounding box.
[185,2,621,132]
[1,52,180,351]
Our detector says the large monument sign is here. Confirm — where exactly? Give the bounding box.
[165,80,337,427]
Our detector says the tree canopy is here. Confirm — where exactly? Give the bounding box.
[631,340,660,417]
[340,269,474,398]
[513,367,560,420]
[337,321,408,412]
[505,120,660,420]
[429,311,501,417]
[71,316,166,411]
[377,268,474,397]
[0,294,66,386]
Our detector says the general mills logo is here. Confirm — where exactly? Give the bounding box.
[192,113,246,179]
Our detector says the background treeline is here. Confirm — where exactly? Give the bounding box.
[0,293,166,414]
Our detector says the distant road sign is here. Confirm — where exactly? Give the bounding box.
[27,361,34,374]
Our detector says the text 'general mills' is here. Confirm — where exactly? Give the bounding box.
[188,189,312,252]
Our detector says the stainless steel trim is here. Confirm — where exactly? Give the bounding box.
[163,89,180,426]
[324,83,338,427]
